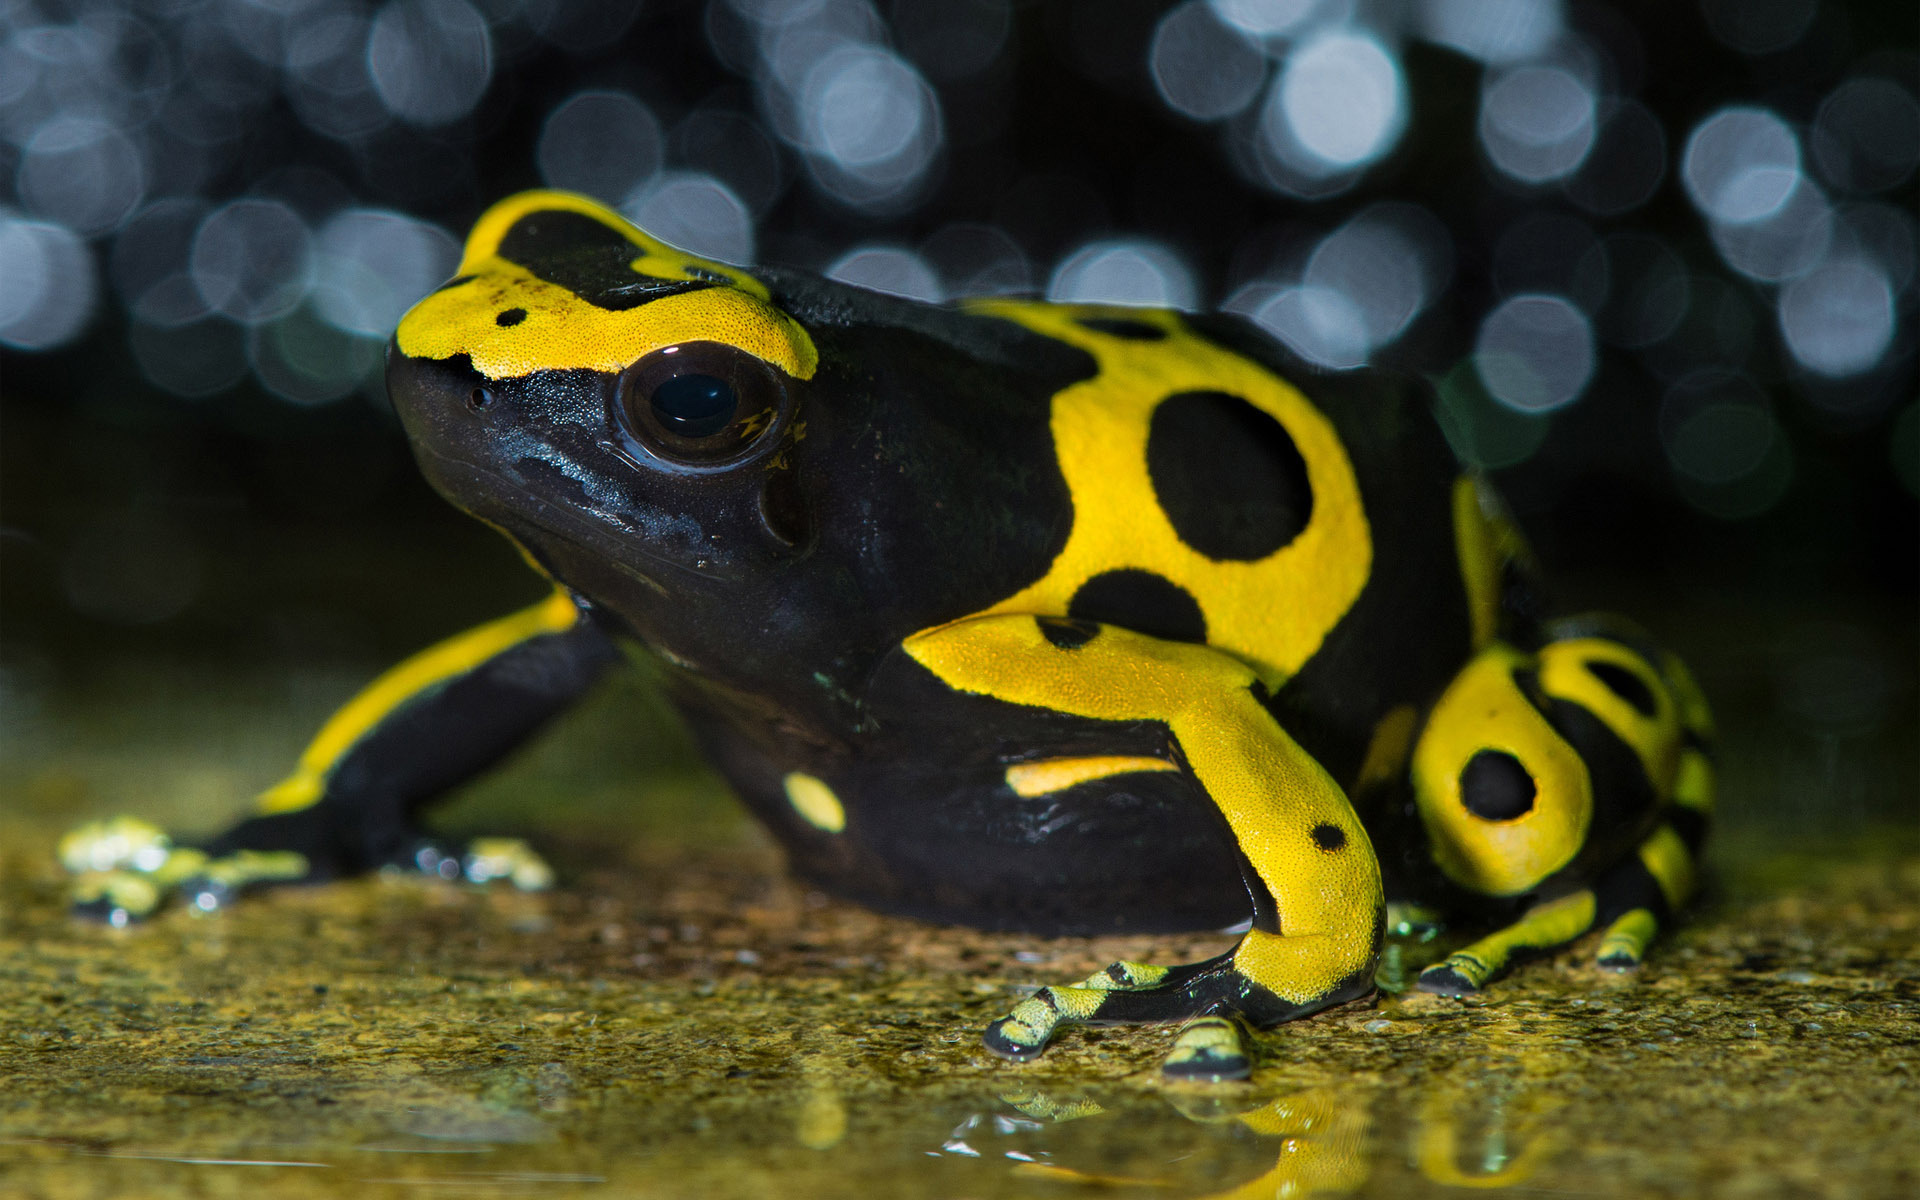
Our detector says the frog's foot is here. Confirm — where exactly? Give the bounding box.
[383,837,555,891]
[60,817,310,923]
[1160,1017,1252,1083]
[986,932,1375,1065]
[1416,889,1599,996]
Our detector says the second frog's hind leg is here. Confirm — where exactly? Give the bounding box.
[62,589,617,922]
[1409,620,1714,994]
[903,614,1385,1068]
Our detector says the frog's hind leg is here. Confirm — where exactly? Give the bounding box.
[63,589,615,921]
[904,614,1384,1068]
[1411,621,1712,994]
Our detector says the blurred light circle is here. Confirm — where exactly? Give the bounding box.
[190,199,313,324]
[1708,178,1833,283]
[1778,258,1896,378]
[1811,76,1920,195]
[1304,204,1450,351]
[1478,66,1596,184]
[825,245,944,301]
[538,91,663,205]
[1699,0,1817,57]
[1682,107,1801,225]
[728,0,831,28]
[1246,285,1369,369]
[1595,233,1690,348]
[61,512,205,626]
[313,208,459,337]
[1049,239,1197,309]
[1208,0,1320,38]
[1472,294,1595,412]
[1566,100,1668,216]
[251,306,382,405]
[1416,0,1563,64]
[1659,372,1775,485]
[1151,1,1267,122]
[0,216,98,351]
[1276,32,1405,170]
[367,0,493,126]
[284,8,389,141]
[801,45,932,167]
[919,222,1031,295]
[623,172,755,265]
[1433,360,1551,468]
[128,315,249,397]
[18,116,147,236]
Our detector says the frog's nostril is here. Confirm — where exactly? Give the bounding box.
[467,385,496,413]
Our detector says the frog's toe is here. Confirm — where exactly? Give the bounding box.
[58,816,175,876]
[383,837,554,890]
[462,838,554,890]
[1594,907,1659,971]
[1160,1017,1252,1083]
[68,869,165,926]
[984,959,1176,1061]
[1415,957,1485,996]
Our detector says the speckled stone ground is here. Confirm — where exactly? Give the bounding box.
[2,655,1916,1199]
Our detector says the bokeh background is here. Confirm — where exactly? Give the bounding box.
[2,0,1915,839]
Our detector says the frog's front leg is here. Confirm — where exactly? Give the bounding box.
[903,614,1384,1069]
[62,588,617,921]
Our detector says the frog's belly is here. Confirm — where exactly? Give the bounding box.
[678,687,1249,935]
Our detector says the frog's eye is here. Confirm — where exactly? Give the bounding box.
[616,342,789,468]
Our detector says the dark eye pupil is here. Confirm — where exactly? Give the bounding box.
[650,373,737,437]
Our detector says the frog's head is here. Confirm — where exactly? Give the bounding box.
[387,191,821,594]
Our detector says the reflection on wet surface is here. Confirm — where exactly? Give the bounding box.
[2,602,1916,1199]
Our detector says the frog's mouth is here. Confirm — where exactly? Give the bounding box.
[408,439,743,590]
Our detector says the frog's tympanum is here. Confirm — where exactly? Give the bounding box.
[64,192,1714,1074]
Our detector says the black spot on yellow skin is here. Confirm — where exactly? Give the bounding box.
[496,210,717,311]
[1036,616,1100,650]
[1460,749,1536,821]
[1068,570,1206,644]
[496,307,527,327]
[1076,316,1167,340]
[1311,822,1347,851]
[1585,659,1657,717]
[1147,391,1313,562]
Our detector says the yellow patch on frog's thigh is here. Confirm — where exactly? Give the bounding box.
[1410,643,1592,898]
[395,190,818,382]
[1536,637,1684,796]
[1003,755,1176,798]
[962,300,1370,689]
[906,614,1381,1005]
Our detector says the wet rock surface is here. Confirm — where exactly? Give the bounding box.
[2,803,1915,1199]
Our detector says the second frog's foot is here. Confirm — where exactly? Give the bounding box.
[382,837,555,891]
[61,816,310,924]
[1160,1017,1253,1082]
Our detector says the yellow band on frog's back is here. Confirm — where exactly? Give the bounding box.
[394,190,818,383]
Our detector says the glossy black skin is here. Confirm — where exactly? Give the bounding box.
[388,273,1480,934]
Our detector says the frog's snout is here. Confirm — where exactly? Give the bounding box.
[385,342,495,428]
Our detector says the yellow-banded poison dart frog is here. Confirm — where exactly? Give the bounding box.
[62,191,1715,1072]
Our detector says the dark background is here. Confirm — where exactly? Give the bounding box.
[2,0,1914,834]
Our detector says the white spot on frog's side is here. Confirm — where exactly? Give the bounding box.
[784,772,846,834]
